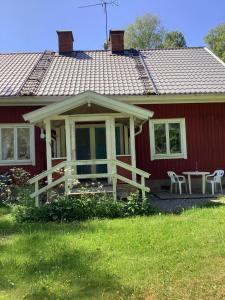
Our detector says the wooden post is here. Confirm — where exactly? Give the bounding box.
[112,175,117,201]
[71,120,77,175]
[45,119,52,184]
[110,117,116,160]
[35,181,39,207]
[141,176,145,200]
[65,117,72,193]
[129,116,136,181]
[110,117,117,200]
[106,119,112,183]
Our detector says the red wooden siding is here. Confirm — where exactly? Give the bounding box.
[1,103,225,181]
[116,155,132,180]
[0,106,45,176]
[136,103,225,180]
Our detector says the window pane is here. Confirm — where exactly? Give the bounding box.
[154,124,167,154]
[1,128,14,160]
[169,123,182,154]
[17,128,30,160]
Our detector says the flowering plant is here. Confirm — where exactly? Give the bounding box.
[10,168,31,186]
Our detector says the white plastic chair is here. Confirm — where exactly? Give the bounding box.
[206,170,224,195]
[167,171,187,195]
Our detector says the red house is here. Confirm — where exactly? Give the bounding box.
[1,30,225,203]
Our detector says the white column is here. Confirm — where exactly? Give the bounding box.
[110,117,117,200]
[106,119,112,182]
[110,117,116,160]
[71,120,77,175]
[90,127,96,174]
[65,117,72,193]
[129,116,136,181]
[106,117,116,186]
[65,117,72,162]
[45,119,52,183]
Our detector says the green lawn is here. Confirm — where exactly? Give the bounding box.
[1,205,225,299]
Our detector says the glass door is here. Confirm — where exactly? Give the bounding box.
[76,128,91,174]
[75,124,124,175]
[95,127,107,173]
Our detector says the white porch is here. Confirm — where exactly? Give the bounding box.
[23,91,154,205]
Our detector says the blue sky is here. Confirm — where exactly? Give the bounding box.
[0,0,224,52]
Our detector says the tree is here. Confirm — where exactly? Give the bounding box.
[204,23,225,62]
[163,31,187,48]
[124,13,165,49]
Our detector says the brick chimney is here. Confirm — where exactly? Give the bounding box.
[57,30,74,53]
[108,30,125,53]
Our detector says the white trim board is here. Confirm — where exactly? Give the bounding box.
[2,93,225,106]
[23,91,154,124]
[0,124,35,166]
[149,118,187,161]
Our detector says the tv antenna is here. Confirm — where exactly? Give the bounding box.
[78,1,118,42]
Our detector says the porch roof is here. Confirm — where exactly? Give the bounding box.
[23,91,154,123]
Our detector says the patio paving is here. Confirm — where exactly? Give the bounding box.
[153,191,220,200]
[150,191,225,213]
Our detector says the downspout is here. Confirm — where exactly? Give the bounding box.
[135,117,153,137]
[134,123,143,136]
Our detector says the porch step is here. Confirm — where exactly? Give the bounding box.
[68,183,137,198]
[68,185,113,196]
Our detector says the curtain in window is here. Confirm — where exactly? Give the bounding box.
[1,128,14,160]
[17,128,30,160]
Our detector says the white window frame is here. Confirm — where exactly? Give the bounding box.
[149,118,187,160]
[0,124,35,166]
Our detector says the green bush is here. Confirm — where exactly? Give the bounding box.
[13,192,156,223]
[0,168,32,206]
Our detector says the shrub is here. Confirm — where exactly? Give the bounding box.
[0,173,12,204]
[13,192,157,223]
[0,168,32,206]
[10,167,31,186]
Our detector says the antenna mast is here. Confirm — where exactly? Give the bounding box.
[78,0,118,42]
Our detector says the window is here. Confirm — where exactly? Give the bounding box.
[149,119,187,160]
[0,125,35,165]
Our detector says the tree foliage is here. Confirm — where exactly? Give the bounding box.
[163,31,187,48]
[204,23,225,62]
[124,13,165,49]
[124,13,187,50]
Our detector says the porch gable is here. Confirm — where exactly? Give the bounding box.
[23,91,154,123]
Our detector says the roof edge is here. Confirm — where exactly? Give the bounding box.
[204,47,225,68]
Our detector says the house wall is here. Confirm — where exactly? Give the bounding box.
[136,103,225,182]
[0,106,46,176]
[1,102,225,183]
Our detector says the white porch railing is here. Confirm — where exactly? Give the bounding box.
[29,159,150,206]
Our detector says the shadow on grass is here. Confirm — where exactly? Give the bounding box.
[0,211,133,299]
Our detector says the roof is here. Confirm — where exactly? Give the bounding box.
[23,91,154,123]
[141,48,225,95]
[0,47,225,97]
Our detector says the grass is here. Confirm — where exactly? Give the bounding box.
[1,205,225,299]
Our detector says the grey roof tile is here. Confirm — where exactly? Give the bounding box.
[0,48,225,97]
[0,53,42,96]
[140,48,225,94]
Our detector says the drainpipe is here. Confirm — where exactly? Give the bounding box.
[134,123,144,137]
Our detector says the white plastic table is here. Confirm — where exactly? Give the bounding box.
[182,171,210,195]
